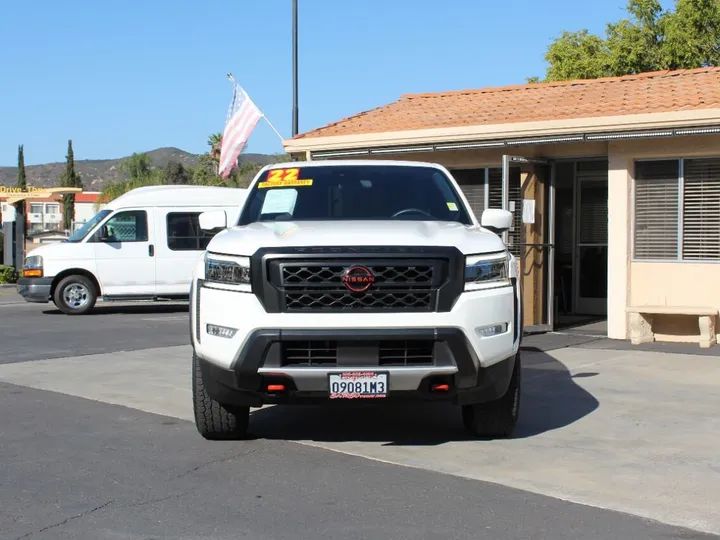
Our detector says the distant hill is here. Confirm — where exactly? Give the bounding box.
[0,147,286,191]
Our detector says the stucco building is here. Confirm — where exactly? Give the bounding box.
[283,67,720,346]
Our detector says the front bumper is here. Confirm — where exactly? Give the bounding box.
[197,328,518,408]
[17,277,52,303]
[192,279,521,408]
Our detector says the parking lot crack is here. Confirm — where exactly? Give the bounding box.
[13,500,114,540]
[118,490,194,510]
[174,450,256,479]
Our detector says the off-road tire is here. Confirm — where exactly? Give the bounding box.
[462,353,521,438]
[53,275,97,315]
[192,352,249,440]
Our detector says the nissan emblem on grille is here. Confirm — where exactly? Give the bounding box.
[341,266,375,293]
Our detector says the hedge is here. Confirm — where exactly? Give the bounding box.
[0,265,18,284]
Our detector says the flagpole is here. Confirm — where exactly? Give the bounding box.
[226,73,285,143]
[292,0,299,137]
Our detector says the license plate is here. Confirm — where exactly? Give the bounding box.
[328,372,388,399]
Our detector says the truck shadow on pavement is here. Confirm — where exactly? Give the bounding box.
[247,348,600,446]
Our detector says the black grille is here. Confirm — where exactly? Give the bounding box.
[273,260,443,312]
[281,341,338,366]
[282,265,434,287]
[279,339,436,367]
[378,340,434,366]
[285,290,433,310]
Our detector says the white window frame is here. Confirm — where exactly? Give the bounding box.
[632,156,720,263]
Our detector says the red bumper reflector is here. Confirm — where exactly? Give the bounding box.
[431,383,450,392]
[267,384,285,393]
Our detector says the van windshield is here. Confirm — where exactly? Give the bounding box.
[237,164,473,225]
[66,209,112,243]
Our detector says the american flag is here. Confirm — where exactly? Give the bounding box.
[218,81,263,179]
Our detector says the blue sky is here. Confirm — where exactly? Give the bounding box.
[0,0,665,166]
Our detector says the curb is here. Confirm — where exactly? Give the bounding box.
[0,284,17,289]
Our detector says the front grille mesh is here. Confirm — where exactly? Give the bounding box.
[279,340,436,367]
[281,341,338,366]
[378,340,434,366]
[285,291,433,310]
[276,262,440,312]
[282,265,433,287]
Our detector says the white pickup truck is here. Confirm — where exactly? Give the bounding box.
[190,160,522,440]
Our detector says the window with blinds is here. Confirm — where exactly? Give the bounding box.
[683,159,720,260]
[633,160,679,260]
[451,169,485,220]
[577,176,608,245]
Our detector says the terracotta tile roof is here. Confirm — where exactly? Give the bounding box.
[75,192,101,203]
[294,67,720,139]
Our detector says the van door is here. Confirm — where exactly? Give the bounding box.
[93,208,156,297]
[154,208,219,297]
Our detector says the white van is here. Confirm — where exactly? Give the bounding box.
[17,185,248,315]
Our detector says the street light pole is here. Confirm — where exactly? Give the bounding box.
[292,0,299,137]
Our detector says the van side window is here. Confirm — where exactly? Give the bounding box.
[167,212,216,251]
[102,210,148,242]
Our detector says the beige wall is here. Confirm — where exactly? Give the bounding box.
[610,134,720,341]
[306,133,720,343]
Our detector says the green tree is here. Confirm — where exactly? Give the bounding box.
[163,161,190,185]
[17,144,26,189]
[120,152,154,181]
[530,0,720,82]
[60,140,83,230]
[208,132,222,166]
[99,152,163,204]
[15,144,26,222]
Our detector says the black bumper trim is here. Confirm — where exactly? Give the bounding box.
[17,277,53,303]
[198,327,517,408]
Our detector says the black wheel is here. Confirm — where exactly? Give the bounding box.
[462,353,521,438]
[53,275,97,315]
[192,352,249,441]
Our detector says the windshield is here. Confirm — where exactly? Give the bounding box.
[237,164,473,225]
[67,209,112,243]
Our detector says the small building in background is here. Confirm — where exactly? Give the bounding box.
[0,190,103,237]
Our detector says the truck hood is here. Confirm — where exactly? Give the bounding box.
[207,221,507,256]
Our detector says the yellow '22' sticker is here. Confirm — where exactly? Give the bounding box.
[258,168,313,188]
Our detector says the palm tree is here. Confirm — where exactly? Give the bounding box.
[208,133,222,165]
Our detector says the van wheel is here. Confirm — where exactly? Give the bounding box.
[53,275,97,315]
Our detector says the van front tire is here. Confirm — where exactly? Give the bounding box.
[53,275,97,315]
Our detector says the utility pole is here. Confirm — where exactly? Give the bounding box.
[292,0,299,137]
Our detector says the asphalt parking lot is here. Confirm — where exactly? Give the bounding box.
[1,287,719,539]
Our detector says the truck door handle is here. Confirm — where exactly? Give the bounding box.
[149,244,154,257]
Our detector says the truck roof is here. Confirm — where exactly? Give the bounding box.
[108,185,248,210]
[263,159,445,170]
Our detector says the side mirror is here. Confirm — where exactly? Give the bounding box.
[481,209,513,234]
[199,210,227,232]
[96,225,111,242]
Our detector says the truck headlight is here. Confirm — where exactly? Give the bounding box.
[204,252,251,285]
[464,253,510,291]
[23,255,43,278]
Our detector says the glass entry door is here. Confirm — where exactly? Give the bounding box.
[501,155,555,333]
[574,173,608,315]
